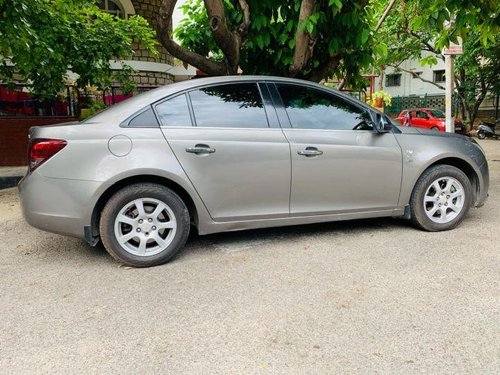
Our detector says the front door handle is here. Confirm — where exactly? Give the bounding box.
[297,147,323,157]
[185,144,216,154]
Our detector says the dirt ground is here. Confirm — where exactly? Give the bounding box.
[0,140,499,374]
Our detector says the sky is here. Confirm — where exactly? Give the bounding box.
[172,0,186,31]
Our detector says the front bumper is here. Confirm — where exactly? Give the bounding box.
[475,160,489,207]
[18,171,103,239]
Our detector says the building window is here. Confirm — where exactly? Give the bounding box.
[412,71,423,79]
[433,70,446,83]
[386,74,401,87]
[98,0,125,18]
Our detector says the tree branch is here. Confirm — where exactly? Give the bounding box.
[204,0,240,74]
[290,0,316,77]
[155,0,227,75]
[237,0,250,39]
[305,54,341,82]
[387,63,445,90]
[375,0,398,32]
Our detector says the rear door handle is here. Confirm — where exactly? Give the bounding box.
[185,144,216,154]
[297,147,323,157]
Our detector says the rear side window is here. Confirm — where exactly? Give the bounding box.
[276,84,369,131]
[189,83,269,128]
[128,107,159,127]
[155,94,192,127]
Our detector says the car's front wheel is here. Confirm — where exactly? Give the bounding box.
[99,183,190,267]
[410,165,472,231]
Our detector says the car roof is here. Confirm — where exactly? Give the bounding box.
[401,108,441,112]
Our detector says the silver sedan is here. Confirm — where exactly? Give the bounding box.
[19,76,489,267]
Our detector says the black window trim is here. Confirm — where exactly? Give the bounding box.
[120,78,399,133]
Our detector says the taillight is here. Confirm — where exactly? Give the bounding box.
[28,138,67,172]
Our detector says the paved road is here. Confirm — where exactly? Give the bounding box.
[1,141,499,374]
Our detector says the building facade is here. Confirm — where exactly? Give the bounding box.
[374,52,446,98]
[0,0,194,166]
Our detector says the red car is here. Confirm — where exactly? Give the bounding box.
[396,108,464,133]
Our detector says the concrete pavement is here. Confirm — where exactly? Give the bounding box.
[0,141,499,374]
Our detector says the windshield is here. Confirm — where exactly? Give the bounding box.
[429,109,445,118]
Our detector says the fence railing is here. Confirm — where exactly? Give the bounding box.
[385,94,460,116]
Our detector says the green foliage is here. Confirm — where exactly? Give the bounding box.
[80,99,106,120]
[175,0,375,86]
[409,0,499,50]
[374,0,499,125]
[0,0,158,98]
[374,0,500,69]
[373,89,391,106]
[454,34,500,122]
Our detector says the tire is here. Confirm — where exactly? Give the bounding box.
[477,130,486,139]
[99,183,190,267]
[410,165,472,232]
[431,126,439,131]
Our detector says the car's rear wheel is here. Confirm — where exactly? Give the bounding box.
[100,183,190,267]
[410,165,472,231]
[431,126,439,131]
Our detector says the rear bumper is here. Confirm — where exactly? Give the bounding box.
[18,171,102,239]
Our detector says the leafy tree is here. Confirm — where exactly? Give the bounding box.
[374,0,500,128]
[156,0,376,85]
[0,0,158,98]
[454,36,500,126]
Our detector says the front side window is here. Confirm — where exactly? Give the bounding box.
[189,83,269,128]
[277,84,370,131]
[155,94,192,127]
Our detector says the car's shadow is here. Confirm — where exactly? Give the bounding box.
[62,217,412,266]
[176,216,412,260]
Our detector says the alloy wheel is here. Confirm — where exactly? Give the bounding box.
[423,177,465,224]
[114,198,177,256]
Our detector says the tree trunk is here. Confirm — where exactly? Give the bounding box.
[204,0,240,74]
[305,54,341,82]
[290,0,316,77]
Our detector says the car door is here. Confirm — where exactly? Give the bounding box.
[270,82,403,215]
[156,82,291,221]
[412,110,429,128]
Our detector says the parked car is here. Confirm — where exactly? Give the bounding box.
[19,76,489,267]
[396,108,465,133]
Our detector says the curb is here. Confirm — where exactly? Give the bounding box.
[0,176,23,190]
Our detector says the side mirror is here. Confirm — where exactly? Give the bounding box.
[369,112,391,134]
